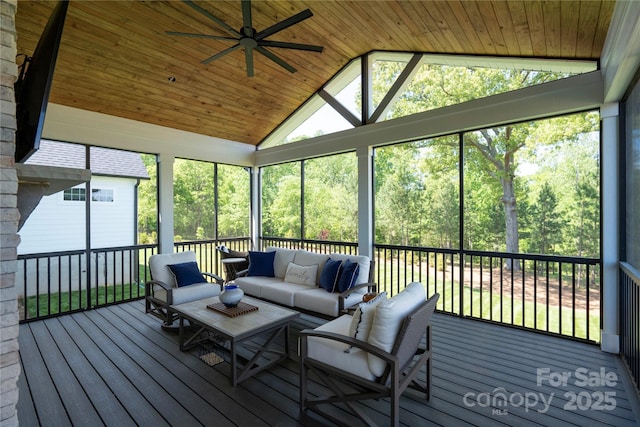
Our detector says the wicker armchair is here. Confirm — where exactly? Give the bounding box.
[217,245,250,281]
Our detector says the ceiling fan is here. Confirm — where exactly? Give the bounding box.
[167,0,324,77]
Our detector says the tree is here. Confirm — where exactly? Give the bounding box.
[137,154,157,243]
[374,62,594,268]
[173,159,216,239]
[529,183,563,254]
[217,164,250,238]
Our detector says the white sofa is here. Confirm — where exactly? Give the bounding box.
[234,246,374,317]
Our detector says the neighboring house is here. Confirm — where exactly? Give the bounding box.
[18,139,149,254]
[17,140,149,295]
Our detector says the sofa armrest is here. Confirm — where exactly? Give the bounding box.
[338,282,377,312]
[235,268,249,278]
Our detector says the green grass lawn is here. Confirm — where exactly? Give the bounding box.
[23,283,145,320]
[375,261,601,342]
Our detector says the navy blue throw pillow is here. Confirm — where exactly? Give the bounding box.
[336,259,360,293]
[167,262,205,287]
[248,251,276,277]
[319,258,343,292]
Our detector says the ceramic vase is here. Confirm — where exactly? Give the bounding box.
[220,283,244,308]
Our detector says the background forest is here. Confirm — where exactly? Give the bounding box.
[137,64,600,260]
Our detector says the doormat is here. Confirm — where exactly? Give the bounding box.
[192,332,229,367]
[199,351,224,366]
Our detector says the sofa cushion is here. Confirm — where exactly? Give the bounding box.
[284,262,318,286]
[248,250,276,277]
[367,282,426,377]
[295,286,367,317]
[348,292,387,344]
[234,276,282,299]
[335,259,360,292]
[319,258,343,292]
[261,282,312,307]
[293,251,330,285]
[167,261,206,287]
[267,246,296,279]
[329,253,370,285]
[306,314,377,381]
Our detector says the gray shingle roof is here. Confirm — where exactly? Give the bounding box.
[26,140,150,179]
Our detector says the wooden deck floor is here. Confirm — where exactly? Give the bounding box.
[17,300,640,426]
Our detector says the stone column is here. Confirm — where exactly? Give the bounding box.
[0,1,22,425]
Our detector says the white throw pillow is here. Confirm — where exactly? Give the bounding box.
[293,250,329,285]
[284,262,318,286]
[347,292,387,352]
[367,282,426,377]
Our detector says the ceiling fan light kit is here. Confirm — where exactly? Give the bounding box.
[167,0,324,77]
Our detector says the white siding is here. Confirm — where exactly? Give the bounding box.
[17,175,138,254]
[91,176,137,248]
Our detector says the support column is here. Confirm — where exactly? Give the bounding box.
[357,146,373,258]
[250,167,260,251]
[600,102,620,354]
[0,1,21,425]
[157,153,174,253]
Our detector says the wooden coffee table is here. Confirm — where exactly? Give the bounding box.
[172,296,300,386]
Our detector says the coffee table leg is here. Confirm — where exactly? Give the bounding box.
[231,324,292,386]
[231,340,238,386]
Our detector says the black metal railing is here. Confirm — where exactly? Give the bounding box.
[262,238,601,343]
[373,245,600,342]
[620,262,640,396]
[260,237,358,255]
[17,244,158,322]
[18,236,603,343]
[174,237,251,278]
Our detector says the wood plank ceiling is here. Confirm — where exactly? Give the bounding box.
[15,1,615,146]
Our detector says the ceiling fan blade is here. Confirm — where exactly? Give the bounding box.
[255,46,296,73]
[241,0,253,37]
[202,43,242,64]
[165,31,237,42]
[255,9,313,41]
[182,0,242,38]
[258,40,323,52]
[245,47,255,77]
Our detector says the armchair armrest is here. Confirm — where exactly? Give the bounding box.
[235,268,248,278]
[145,279,172,295]
[202,272,224,291]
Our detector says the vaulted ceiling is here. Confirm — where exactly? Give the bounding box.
[15,1,615,146]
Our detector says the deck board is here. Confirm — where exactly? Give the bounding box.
[17,300,640,427]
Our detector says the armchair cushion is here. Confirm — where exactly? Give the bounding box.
[348,292,387,343]
[306,314,377,381]
[167,261,206,287]
[168,282,221,305]
[319,258,343,292]
[248,250,276,277]
[149,251,201,288]
[367,282,426,376]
